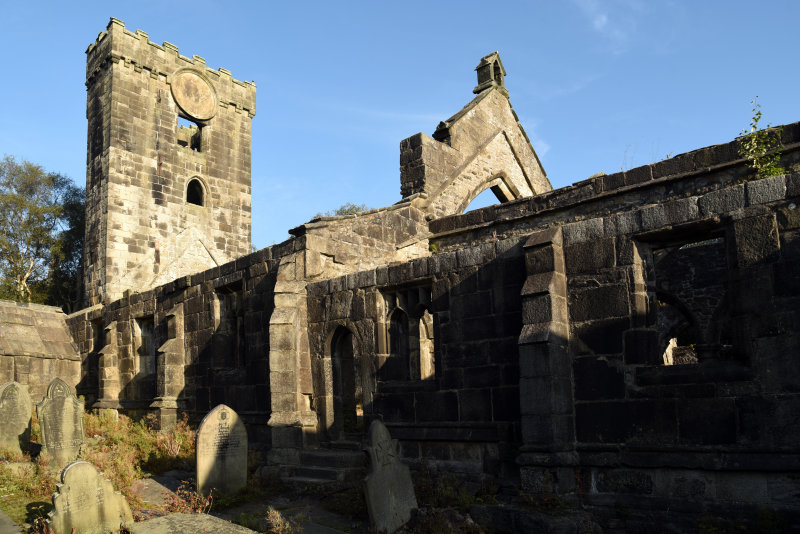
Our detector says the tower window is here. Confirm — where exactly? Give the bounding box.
[187,179,205,206]
[177,115,202,151]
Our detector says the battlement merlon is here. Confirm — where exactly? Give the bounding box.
[85,18,256,117]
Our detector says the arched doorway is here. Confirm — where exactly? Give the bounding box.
[330,326,363,439]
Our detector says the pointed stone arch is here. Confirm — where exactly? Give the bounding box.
[321,323,364,440]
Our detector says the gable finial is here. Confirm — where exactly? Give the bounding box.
[473,51,507,96]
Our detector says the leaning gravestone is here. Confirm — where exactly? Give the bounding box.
[196,404,248,496]
[47,461,133,534]
[36,378,85,467]
[0,381,32,457]
[363,419,418,533]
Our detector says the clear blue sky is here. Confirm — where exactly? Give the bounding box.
[1,1,797,248]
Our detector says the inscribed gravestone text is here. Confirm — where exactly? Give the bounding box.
[0,382,32,456]
[47,460,133,534]
[363,419,417,533]
[196,404,248,496]
[36,377,84,466]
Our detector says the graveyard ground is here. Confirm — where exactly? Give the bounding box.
[0,410,531,533]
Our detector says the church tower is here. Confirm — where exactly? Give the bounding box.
[83,18,255,305]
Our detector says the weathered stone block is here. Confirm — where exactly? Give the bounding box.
[524,245,563,275]
[733,214,780,268]
[746,175,786,206]
[570,285,629,322]
[562,218,604,245]
[565,238,616,274]
[698,184,745,216]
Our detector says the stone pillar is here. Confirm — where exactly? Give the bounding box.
[516,227,577,494]
[151,305,184,430]
[92,321,122,413]
[267,254,317,466]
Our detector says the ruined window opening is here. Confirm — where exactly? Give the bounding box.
[90,318,104,353]
[187,178,205,206]
[379,285,435,381]
[418,310,435,380]
[646,233,731,365]
[133,316,157,400]
[387,309,411,380]
[330,327,362,435]
[212,282,245,370]
[177,115,202,151]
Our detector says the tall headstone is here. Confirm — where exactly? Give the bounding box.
[36,378,85,466]
[47,461,133,534]
[363,420,418,533]
[196,404,248,496]
[0,382,32,456]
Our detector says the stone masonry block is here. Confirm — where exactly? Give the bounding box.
[604,210,642,237]
[519,321,568,345]
[565,238,616,275]
[562,218,604,245]
[523,227,562,249]
[570,285,628,322]
[746,175,786,206]
[787,173,800,197]
[521,272,566,298]
[733,214,780,268]
[640,204,668,231]
[624,165,653,186]
[519,342,570,378]
[524,245,564,276]
[698,183,746,217]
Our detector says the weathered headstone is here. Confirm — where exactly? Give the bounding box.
[363,420,418,533]
[47,460,133,534]
[196,404,248,496]
[0,381,32,457]
[36,378,84,466]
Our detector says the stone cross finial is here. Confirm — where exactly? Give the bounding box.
[473,51,507,95]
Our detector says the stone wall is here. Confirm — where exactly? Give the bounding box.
[306,236,527,478]
[83,18,255,305]
[0,300,81,401]
[425,125,800,527]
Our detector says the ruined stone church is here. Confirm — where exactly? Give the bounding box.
[2,17,799,529]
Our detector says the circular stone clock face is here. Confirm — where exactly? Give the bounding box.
[171,70,217,121]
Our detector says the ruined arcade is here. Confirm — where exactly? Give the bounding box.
[2,18,800,531]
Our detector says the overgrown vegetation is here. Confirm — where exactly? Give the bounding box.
[0,454,56,525]
[81,411,196,505]
[738,97,785,178]
[0,410,196,527]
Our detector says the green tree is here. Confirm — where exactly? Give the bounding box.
[44,182,85,312]
[315,202,371,218]
[0,155,84,308]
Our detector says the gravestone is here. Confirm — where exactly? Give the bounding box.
[196,404,248,496]
[0,381,32,457]
[36,378,85,466]
[363,420,417,533]
[47,461,133,534]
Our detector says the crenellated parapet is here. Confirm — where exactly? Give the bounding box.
[86,18,256,117]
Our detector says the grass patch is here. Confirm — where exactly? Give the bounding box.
[0,410,197,526]
[0,454,56,525]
